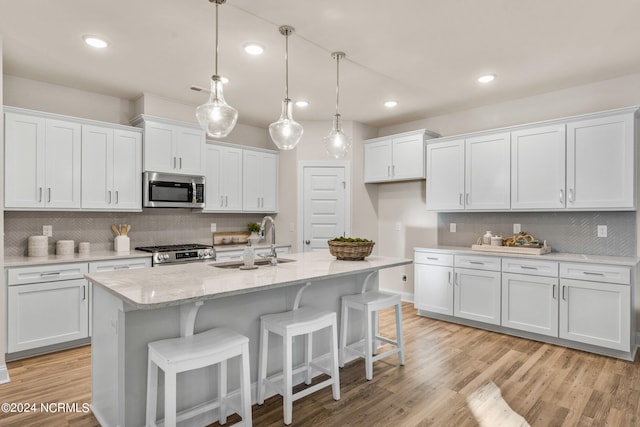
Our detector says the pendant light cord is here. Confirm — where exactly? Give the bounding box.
[214,2,219,76]
[334,53,342,115]
[285,32,289,99]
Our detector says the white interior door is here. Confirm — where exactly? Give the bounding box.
[301,165,348,252]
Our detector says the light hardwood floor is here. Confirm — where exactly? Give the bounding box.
[1,302,639,426]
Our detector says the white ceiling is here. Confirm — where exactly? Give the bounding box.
[2,0,640,129]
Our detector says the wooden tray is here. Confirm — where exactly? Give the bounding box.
[471,244,551,255]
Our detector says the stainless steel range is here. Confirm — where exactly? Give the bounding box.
[136,244,216,266]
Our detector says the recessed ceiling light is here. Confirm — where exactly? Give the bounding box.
[83,35,108,49]
[295,100,309,108]
[477,74,496,83]
[243,43,264,55]
[384,100,398,108]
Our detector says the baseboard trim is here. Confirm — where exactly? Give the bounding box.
[379,288,413,303]
[0,364,10,384]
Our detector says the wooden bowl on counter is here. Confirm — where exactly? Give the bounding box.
[328,240,375,260]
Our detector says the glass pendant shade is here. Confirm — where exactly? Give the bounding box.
[269,98,303,150]
[196,76,238,138]
[323,114,352,158]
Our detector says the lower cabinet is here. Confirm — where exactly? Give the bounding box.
[414,249,634,358]
[7,263,89,354]
[6,257,152,357]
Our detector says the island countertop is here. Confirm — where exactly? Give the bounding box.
[85,251,412,309]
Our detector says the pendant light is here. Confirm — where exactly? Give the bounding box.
[196,0,238,138]
[269,25,303,150]
[323,51,352,159]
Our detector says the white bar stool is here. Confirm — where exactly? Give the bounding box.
[145,302,252,427]
[339,271,405,380]
[257,282,340,425]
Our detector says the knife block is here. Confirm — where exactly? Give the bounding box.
[114,235,130,253]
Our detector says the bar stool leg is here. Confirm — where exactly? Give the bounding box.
[305,333,313,385]
[145,358,158,427]
[257,322,268,405]
[218,359,227,424]
[283,332,294,425]
[164,367,177,427]
[240,342,253,426]
[330,317,341,400]
[396,302,405,365]
[339,302,349,367]
[364,307,374,381]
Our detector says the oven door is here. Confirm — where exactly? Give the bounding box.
[143,172,205,208]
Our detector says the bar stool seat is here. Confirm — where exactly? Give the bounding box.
[145,327,252,427]
[257,297,340,425]
[340,290,405,380]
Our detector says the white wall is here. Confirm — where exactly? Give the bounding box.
[375,72,640,298]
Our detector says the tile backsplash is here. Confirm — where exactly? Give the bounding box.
[438,211,637,257]
[4,209,266,256]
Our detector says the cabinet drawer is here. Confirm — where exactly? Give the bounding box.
[89,258,151,273]
[7,262,88,286]
[414,251,453,267]
[502,258,558,277]
[559,263,630,285]
[455,255,500,271]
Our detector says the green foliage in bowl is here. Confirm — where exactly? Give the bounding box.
[247,222,261,233]
[331,237,371,243]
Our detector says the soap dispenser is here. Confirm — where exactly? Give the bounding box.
[243,241,255,267]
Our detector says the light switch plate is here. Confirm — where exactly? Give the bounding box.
[450,223,456,232]
[43,225,52,237]
[513,223,521,234]
[210,223,217,232]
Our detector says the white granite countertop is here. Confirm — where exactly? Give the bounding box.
[5,250,153,268]
[86,252,412,309]
[414,245,640,267]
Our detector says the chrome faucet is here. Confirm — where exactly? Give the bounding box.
[259,216,278,265]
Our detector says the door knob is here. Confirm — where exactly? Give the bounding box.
[305,240,310,245]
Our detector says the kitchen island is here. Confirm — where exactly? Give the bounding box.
[86,251,411,427]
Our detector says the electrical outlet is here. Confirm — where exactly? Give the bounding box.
[402,274,407,282]
[450,223,456,233]
[597,225,607,237]
[210,223,216,232]
[43,225,52,237]
[513,223,521,234]
[395,222,402,231]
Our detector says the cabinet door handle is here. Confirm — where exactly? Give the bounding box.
[559,189,564,204]
[562,285,567,300]
[113,265,130,270]
[448,271,452,285]
[426,257,439,261]
[469,261,484,265]
[108,190,112,204]
[48,188,52,203]
[220,196,224,207]
[391,165,395,176]
[115,190,119,204]
[459,193,463,206]
[38,187,43,203]
[466,193,470,205]
[225,195,229,207]
[454,272,459,286]
[179,157,183,169]
[568,188,574,203]
[173,157,177,169]
[40,272,61,278]
[519,265,538,270]
[552,284,557,299]
[387,165,391,177]
[82,286,86,301]
[583,271,605,276]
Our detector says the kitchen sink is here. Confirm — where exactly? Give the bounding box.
[211,258,296,269]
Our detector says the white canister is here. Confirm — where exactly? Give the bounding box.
[114,235,130,253]
[79,242,91,256]
[490,236,503,246]
[482,231,492,245]
[28,235,48,257]
[56,240,75,256]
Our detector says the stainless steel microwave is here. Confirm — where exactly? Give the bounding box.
[143,172,205,208]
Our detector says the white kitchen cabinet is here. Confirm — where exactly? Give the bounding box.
[133,115,205,175]
[465,132,511,210]
[5,111,81,210]
[364,129,438,183]
[81,124,142,211]
[243,149,278,212]
[426,139,465,210]
[566,112,635,210]
[453,255,502,325]
[88,258,152,273]
[426,132,510,211]
[203,143,243,212]
[501,258,559,337]
[559,263,631,352]
[7,263,89,354]
[414,252,454,315]
[511,124,566,210]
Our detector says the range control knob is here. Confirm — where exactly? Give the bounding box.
[155,254,163,264]
[198,250,204,258]
[203,249,210,257]
[163,254,170,261]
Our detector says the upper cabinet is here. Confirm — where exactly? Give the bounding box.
[364,129,439,183]
[426,107,638,212]
[5,110,82,210]
[203,142,279,213]
[81,124,142,211]
[131,115,205,175]
[243,149,278,212]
